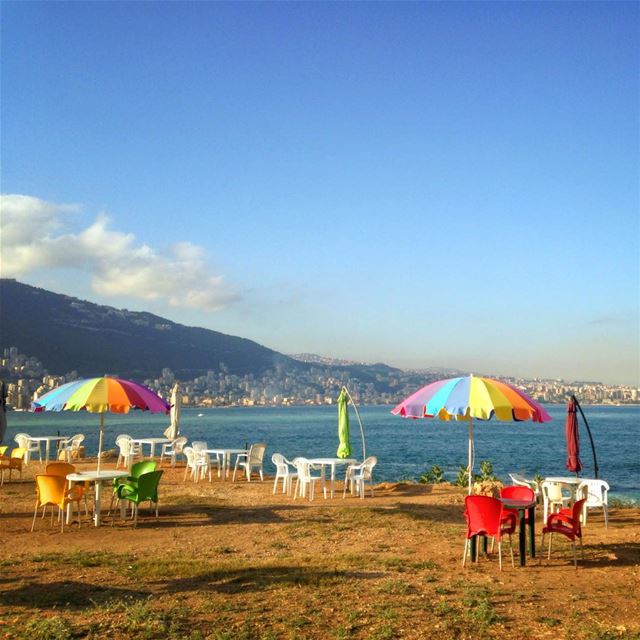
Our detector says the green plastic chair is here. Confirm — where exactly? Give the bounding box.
[109,460,158,515]
[116,470,163,527]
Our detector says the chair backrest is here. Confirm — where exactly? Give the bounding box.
[183,447,197,467]
[45,462,76,477]
[173,436,188,453]
[272,453,289,475]
[293,458,312,481]
[131,460,158,478]
[0,445,8,457]
[192,441,207,452]
[11,447,26,460]
[464,495,505,538]
[116,435,132,454]
[35,474,67,508]
[361,456,377,480]
[14,434,29,448]
[577,479,609,506]
[500,485,535,502]
[541,481,566,502]
[248,443,267,464]
[70,434,85,448]
[137,470,163,502]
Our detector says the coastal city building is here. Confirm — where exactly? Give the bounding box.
[1,345,638,409]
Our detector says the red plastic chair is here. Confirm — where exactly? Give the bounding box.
[500,485,536,523]
[540,498,586,569]
[463,495,515,571]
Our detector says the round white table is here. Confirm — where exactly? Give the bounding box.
[66,469,128,527]
[130,437,171,459]
[307,457,358,498]
[28,435,67,464]
[203,448,248,481]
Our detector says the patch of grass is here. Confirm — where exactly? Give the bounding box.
[214,545,237,555]
[126,558,208,579]
[462,586,501,627]
[537,616,561,627]
[23,616,73,640]
[585,627,640,640]
[377,578,413,595]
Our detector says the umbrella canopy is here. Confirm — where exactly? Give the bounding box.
[565,397,583,474]
[32,377,170,471]
[336,388,352,458]
[165,382,181,440]
[392,375,552,494]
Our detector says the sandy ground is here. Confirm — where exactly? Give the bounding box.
[0,459,639,640]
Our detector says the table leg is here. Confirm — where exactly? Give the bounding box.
[482,535,488,555]
[45,440,51,464]
[94,481,102,527]
[330,464,336,499]
[528,506,536,558]
[66,480,73,525]
[518,508,526,567]
[470,535,477,562]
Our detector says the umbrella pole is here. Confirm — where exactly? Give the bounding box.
[343,386,366,461]
[97,413,104,474]
[467,418,474,495]
[572,395,599,479]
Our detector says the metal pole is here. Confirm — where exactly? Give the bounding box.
[97,412,104,474]
[343,386,366,461]
[468,418,474,495]
[572,394,599,479]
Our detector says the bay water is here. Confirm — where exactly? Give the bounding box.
[6,404,639,502]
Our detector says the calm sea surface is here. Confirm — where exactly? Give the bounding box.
[6,404,639,501]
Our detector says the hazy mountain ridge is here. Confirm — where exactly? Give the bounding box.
[0,279,300,379]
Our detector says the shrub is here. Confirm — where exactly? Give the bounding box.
[419,465,444,484]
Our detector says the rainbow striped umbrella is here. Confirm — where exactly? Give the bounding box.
[391,375,552,494]
[32,377,170,471]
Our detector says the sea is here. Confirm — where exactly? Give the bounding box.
[6,404,639,502]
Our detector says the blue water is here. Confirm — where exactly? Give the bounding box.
[5,404,639,501]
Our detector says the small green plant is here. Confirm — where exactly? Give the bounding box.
[419,464,444,484]
[478,460,497,481]
[23,616,73,640]
[455,464,469,487]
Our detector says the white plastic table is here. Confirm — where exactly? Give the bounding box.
[203,448,247,481]
[130,437,171,459]
[66,469,128,527]
[28,436,67,463]
[307,458,358,498]
[545,476,582,485]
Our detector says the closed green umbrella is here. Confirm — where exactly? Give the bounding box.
[336,388,351,458]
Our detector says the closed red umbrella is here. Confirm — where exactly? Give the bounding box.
[566,397,582,474]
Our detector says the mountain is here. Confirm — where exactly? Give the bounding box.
[0,279,300,379]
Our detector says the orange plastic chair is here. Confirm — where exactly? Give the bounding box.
[31,474,82,533]
[0,447,26,485]
[463,495,515,571]
[540,498,587,569]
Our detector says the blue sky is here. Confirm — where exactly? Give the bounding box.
[2,2,638,385]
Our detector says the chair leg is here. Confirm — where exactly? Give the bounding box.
[509,534,515,568]
[498,541,503,571]
[31,502,39,532]
[572,541,577,569]
[604,505,608,528]
[273,476,278,494]
[548,533,553,560]
[539,533,545,564]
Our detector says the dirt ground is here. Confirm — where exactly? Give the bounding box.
[0,460,639,640]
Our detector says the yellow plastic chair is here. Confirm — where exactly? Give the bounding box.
[0,445,8,457]
[45,462,89,517]
[31,474,81,533]
[0,448,26,485]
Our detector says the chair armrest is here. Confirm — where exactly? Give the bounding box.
[547,512,575,528]
[116,483,139,499]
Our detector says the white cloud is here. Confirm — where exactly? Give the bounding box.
[0,194,238,311]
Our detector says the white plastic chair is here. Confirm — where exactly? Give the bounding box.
[183,447,210,483]
[577,479,610,527]
[343,456,377,499]
[233,443,267,482]
[58,434,85,462]
[159,436,187,468]
[14,433,42,465]
[508,473,540,498]
[116,435,137,469]
[541,481,571,524]
[293,458,326,500]
[271,453,297,495]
